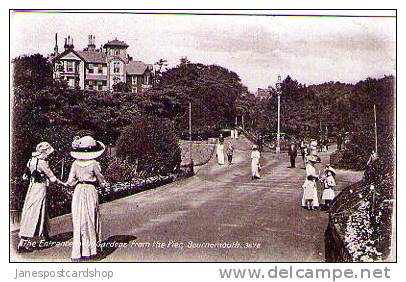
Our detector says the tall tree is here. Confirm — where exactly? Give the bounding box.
[12,54,53,91]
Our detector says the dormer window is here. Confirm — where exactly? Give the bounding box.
[115,50,120,56]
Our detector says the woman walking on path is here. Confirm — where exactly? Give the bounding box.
[216,138,225,165]
[251,145,261,179]
[64,136,107,260]
[301,155,320,209]
[226,142,234,165]
[18,142,63,252]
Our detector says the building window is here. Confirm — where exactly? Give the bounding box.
[98,66,103,74]
[67,61,74,72]
[113,62,120,73]
[144,74,150,85]
[88,64,94,74]
[115,50,120,56]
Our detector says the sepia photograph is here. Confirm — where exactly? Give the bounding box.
[9,10,396,263]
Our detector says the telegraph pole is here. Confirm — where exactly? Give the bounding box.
[189,101,192,162]
[276,75,282,153]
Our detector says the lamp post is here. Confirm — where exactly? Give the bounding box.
[189,101,193,163]
[276,75,282,153]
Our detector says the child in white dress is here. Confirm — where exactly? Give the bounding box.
[321,165,336,209]
[302,175,318,210]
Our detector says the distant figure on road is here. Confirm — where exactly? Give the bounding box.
[337,134,343,151]
[226,141,234,165]
[65,136,107,260]
[310,139,318,155]
[251,145,261,179]
[301,155,320,209]
[300,139,306,158]
[288,141,298,168]
[216,139,225,165]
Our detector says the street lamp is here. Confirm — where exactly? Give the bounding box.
[275,75,282,153]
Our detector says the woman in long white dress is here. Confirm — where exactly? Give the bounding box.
[251,145,261,179]
[216,140,225,165]
[18,142,63,252]
[65,136,107,260]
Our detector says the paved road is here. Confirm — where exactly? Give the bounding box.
[11,138,362,262]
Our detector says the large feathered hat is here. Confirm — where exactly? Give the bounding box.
[70,136,105,160]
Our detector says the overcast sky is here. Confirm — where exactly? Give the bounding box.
[11,11,395,92]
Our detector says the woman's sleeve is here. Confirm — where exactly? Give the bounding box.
[66,162,78,186]
[40,161,57,183]
[94,162,106,184]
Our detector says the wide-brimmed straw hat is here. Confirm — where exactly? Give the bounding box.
[32,142,55,158]
[325,165,336,175]
[70,136,105,160]
[308,155,321,163]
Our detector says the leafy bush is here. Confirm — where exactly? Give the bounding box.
[105,159,135,183]
[112,81,132,93]
[116,115,181,175]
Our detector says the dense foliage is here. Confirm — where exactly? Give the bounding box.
[12,53,54,91]
[237,75,394,170]
[116,115,181,175]
[154,62,248,139]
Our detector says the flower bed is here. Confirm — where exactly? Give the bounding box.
[343,200,382,261]
[48,174,177,218]
[327,158,394,261]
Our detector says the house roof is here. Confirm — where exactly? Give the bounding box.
[103,39,129,48]
[76,50,107,64]
[55,49,85,61]
[126,61,152,75]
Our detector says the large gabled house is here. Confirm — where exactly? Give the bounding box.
[52,34,153,93]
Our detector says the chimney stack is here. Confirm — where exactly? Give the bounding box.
[64,35,74,51]
[87,35,96,51]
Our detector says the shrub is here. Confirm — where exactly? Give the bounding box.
[105,159,135,183]
[116,115,181,175]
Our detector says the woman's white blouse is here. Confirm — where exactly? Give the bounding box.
[67,160,106,186]
[27,158,57,183]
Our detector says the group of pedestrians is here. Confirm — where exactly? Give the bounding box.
[300,141,337,211]
[302,156,337,210]
[216,133,235,166]
[216,133,261,180]
[17,136,107,261]
[286,138,338,211]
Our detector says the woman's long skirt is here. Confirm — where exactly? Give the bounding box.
[71,184,100,259]
[19,182,49,238]
[217,144,225,165]
[251,158,260,178]
[322,188,335,200]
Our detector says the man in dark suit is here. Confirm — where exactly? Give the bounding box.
[288,141,298,168]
